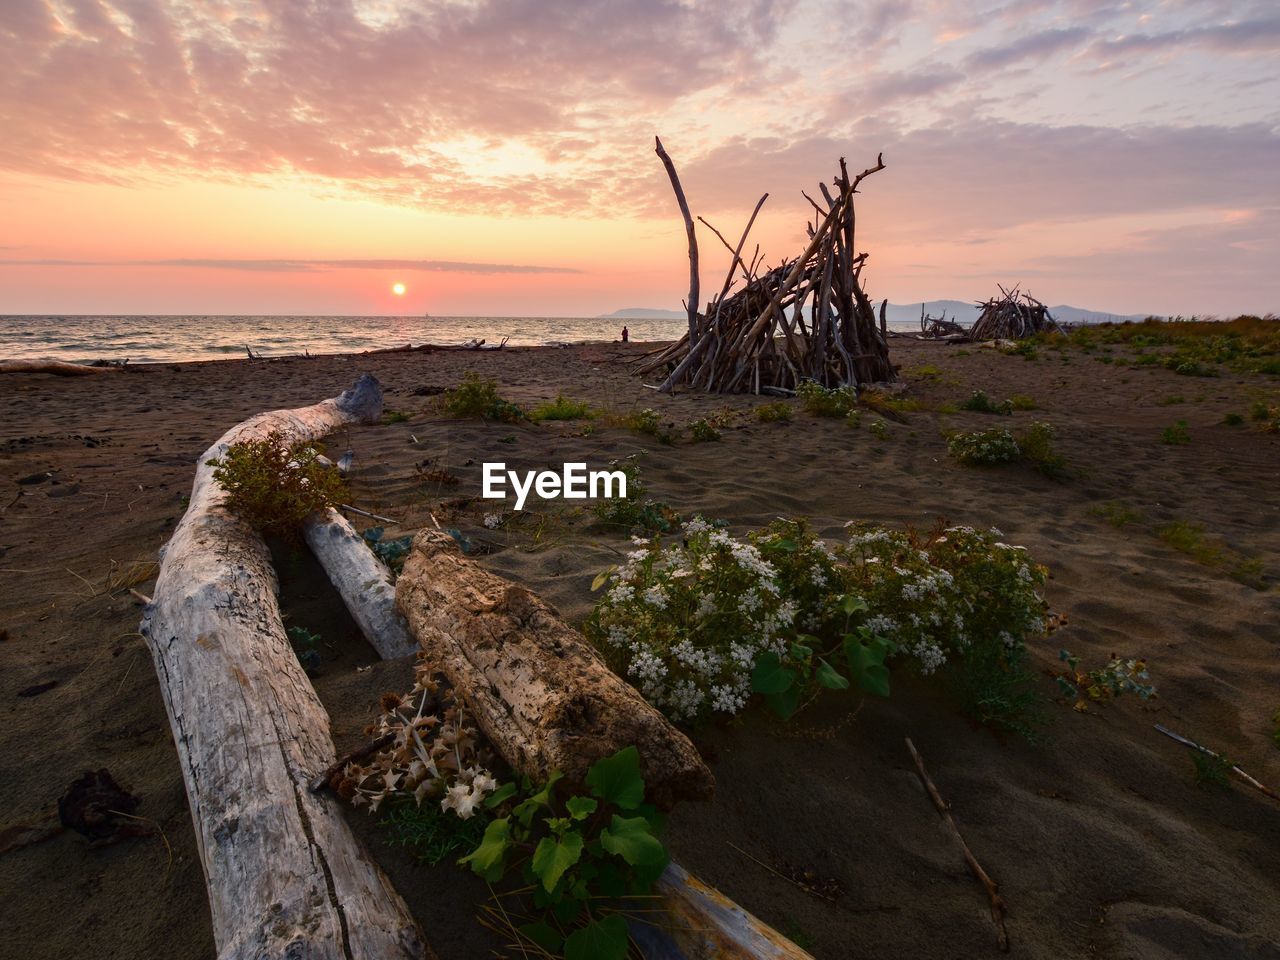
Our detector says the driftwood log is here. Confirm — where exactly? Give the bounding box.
[140,374,428,960]
[303,507,418,660]
[0,358,122,376]
[395,530,714,808]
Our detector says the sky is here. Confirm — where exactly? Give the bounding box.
[0,0,1277,317]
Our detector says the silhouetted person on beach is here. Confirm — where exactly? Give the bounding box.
[621,326,629,343]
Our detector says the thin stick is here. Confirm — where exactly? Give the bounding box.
[1154,724,1280,802]
[108,809,174,878]
[905,737,1009,952]
[654,136,700,348]
[338,503,399,525]
[129,588,153,605]
[308,733,396,794]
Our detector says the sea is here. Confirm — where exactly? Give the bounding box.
[0,313,921,364]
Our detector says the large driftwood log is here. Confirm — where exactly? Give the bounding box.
[0,358,121,375]
[140,374,428,960]
[396,530,714,808]
[630,863,816,959]
[303,507,418,660]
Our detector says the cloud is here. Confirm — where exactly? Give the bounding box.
[0,257,580,274]
[965,26,1093,70]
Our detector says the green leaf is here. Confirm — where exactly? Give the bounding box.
[591,567,615,592]
[484,782,517,808]
[531,830,585,893]
[565,915,629,960]
[513,770,563,826]
[566,795,598,820]
[600,815,668,869]
[839,593,868,615]
[844,637,891,697]
[789,641,814,661]
[517,921,563,953]
[751,651,795,695]
[765,684,802,720]
[815,658,850,690]
[458,817,510,882]
[585,746,645,810]
[774,538,798,552]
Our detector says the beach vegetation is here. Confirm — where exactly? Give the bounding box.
[1191,751,1234,790]
[860,392,923,416]
[797,380,858,417]
[530,394,595,422]
[1018,421,1068,479]
[1157,521,1220,565]
[617,407,675,444]
[869,419,890,440]
[588,518,1052,737]
[1222,412,1244,426]
[287,625,323,675]
[1053,650,1155,712]
[1037,316,1280,378]
[1157,394,1185,406]
[1091,502,1144,528]
[845,408,862,428]
[1009,394,1038,411]
[947,427,1020,465]
[688,418,721,442]
[755,401,792,422]
[1160,420,1190,445]
[959,390,1013,415]
[590,458,679,535]
[362,526,413,575]
[442,372,526,422]
[207,432,348,541]
[1249,400,1271,421]
[908,363,944,380]
[381,409,411,424]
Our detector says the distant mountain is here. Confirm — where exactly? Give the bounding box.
[602,307,686,319]
[882,300,1156,328]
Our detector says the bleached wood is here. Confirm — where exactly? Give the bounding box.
[303,507,418,660]
[0,358,120,375]
[140,374,429,960]
[395,530,715,808]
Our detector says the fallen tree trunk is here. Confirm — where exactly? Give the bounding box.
[395,530,714,808]
[0,358,122,376]
[140,374,428,960]
[303,507,418,660]
[631,863,816,959]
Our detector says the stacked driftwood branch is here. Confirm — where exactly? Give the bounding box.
[639,149,896,393]
[920,305,966,339]
[969,285,1062,340]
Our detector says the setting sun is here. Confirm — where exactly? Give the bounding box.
[392,281,406,296]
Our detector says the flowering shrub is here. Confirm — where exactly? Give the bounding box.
[688,418,721,442]
[947,427,1020,465]
[589,517,1054,734]
[1054,649,1155,711]
[797,380,858,417]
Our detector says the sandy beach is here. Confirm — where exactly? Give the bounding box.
[1,338,1278,959]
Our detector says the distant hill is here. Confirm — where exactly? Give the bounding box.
[882,300,1156,328]
[602,307,686,319]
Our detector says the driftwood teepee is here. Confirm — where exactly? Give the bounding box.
[640,142,896,393]
[969,285,1062,340]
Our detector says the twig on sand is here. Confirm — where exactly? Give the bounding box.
[108,808,173,878]
[1154,724,1280,803]
[905,737,1009,952]
[338,503,399,525]
[129,588,153,605]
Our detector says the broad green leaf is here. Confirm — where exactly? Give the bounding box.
[766,684,802,720]
[566,795,598,820]
[789,641,814,661]
[816,658,850,690]
[514,770,563,826]
[591,567,615,592]
[517,921,563,953]
[751,652,795,695]
[599,815,668,869]
[565,915,629,960]
[458,817,510,882]
[839,593,869,615]
[844,637,890,697]
[585,746,645,810]
[484,782,517,809]
[531,831,585,892]
[774,538,798,552]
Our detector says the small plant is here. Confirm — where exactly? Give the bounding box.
[208,432,348,541]
[1009,394,1038,411]
[868,419,889,440]
[1158,394,1185,406]
[530,394,594,422]
[287,625,323,674]
[845,408,862,428]
[1191,751,1233,790]
[796,380,858,417]
[755,401,792,422]
[1054,650,1155,711]
[619,407,675,444]
[1160,420,1191,445]
[363,526,414,574]
[381,409,411,424]
[1018,421,1068,479]
[1249,400,1271,421]
[1157,520,1221,565]
[688,418,721,442]
[442,372,525,422]
[909,364,944,380]
[947,427,1019,465]
[1222,412,1244,427]
[590,458,679,535]
[959,390,1013,415]
[1091,502,1144,528]
[461,747,668,960]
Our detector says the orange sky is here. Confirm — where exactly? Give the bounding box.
[1,1,1277,317]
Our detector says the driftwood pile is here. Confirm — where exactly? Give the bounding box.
[640,142,896,393]
[920,305,966,339]
[969,285,1061,341]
